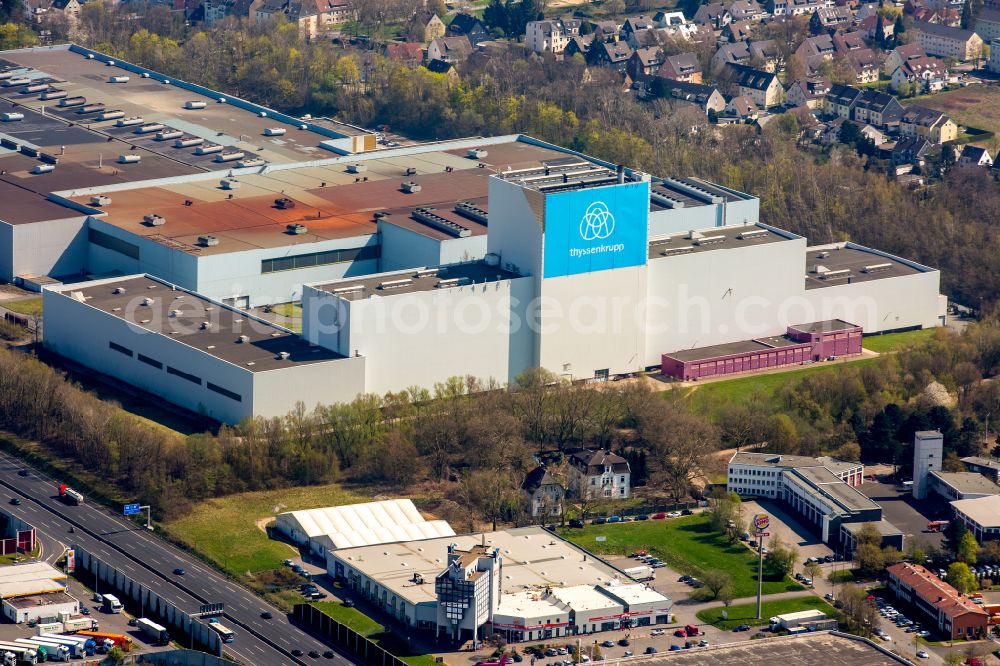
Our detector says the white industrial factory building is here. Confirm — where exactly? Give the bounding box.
[8,47,946,422]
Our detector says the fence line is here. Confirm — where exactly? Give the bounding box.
[293,604,409,666]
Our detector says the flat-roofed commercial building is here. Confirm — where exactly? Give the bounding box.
[887,563,988,640]
[951,495,1000,541]
[961,456,1000,484]
[928,471,1000,501]
[0,563,78,624]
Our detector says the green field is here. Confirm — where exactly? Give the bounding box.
[312,603,439,666]
[163,483,366,576]
[696,596,834,630]
[861,328,937,354]
[270,302,303,318]
[3,298,42,316]
[559,515,802,598]
[904,85,1000,139]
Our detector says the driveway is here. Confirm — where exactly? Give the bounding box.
[856,478,945,551]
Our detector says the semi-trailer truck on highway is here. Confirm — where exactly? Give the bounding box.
[56,484,83,505]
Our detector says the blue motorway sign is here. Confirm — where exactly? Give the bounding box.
[543,181,649,279]
[124,503,141,516]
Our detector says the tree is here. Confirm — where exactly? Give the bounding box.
[764,536,798,579]
[707,488,744,541]
[804,561,823,583]
[838,584,880,637]
[979,539,1000,564]
[944,518,968,556]
[958,531,979,564]
[106,646,125,666]
[947,562,978,595]
[702,569,733,599]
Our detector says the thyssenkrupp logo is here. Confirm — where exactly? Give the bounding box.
[579,201,616,241]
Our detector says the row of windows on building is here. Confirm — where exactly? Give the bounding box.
[260,245,380,274]
[108,341,242,402]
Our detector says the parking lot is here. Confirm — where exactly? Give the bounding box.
[856,478,945,552]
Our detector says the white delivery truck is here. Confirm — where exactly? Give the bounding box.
[623,565,655,581]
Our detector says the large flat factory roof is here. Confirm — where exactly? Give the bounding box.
[69,139,573,254]
[56,275,345,372]
[648,224,790,259]
[805,244,927,289]
[312,261,520,300]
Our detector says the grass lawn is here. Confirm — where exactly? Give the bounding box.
[559,515,802,598]
[162,483,366,576]
[903,85,1000,138]
[862,328,937,354]
[3,298,41,316]
[678,357,879,419]
[696,595,834,630]
[312,602,439,666]
[270,302,303,318]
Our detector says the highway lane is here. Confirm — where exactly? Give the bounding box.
[0,453,352,666]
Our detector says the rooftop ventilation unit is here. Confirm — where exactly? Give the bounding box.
[332,285,365,294]
[31,164,54,174]
[214,151,245,163]
[467,148,488,159]
[220,178,240,190]
[274,197,295,210]
[412,207,471,238]
[59,96,86,107]
[155,129,183,141]
[258,111,267,117]
[174,136,204,148]
[19,146,38,158]
[276,351,290,360]
[686,230,704,240]
[436,277,471,288]
[39,90,67,100]
[108,75,129,83]
[650,191,685,209]
[0,71,14,80]
[97,109,124,121]
[184,100,207,110]
[90,195,112,206]
[286,223,308,235]
[78,103,106,115]
[816,251,830,259]
[118,154,141,164]
[237,335,249,343]
[142,297,154,306]
[404,167,416,176]
[737,229,769,240]
[106,60,115,66]
[862,263,892,274]
[198,235,219,247]
[377,278,412,290]
[143,214,165,226]
[199,321,211,330]
[2,78,31,87]
[194,144,224,155]
[22,83,49,93]
[414,269,439,278]
[113,287,126,294]
[263,127,286,136]
[141,72,149,78]
[812,264,829,274]
[694,235,726,246]
[236,157,266,168]
[347,164,367,173]
[169,309,183,317]
[819,269,852,280]
[660,246,694,257]
[454,201,488,224]
[116,116,144,127]
[134,123,165,134]
[400,181,421,193]
[1,112,24,122]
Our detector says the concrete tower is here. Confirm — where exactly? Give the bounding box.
[913,430,943,500]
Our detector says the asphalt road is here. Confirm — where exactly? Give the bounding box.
[0,451,354,666]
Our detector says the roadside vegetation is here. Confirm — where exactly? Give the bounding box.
[312,602,439,666]
[696,596,832,630]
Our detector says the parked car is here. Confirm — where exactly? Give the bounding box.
[592,518,606,525]
[617,639,629,647]
[669,645,681,652]
[602,641,615,648]
[569,519,585,529]
[636,514,649,521]
[673,629,687,638]
[666,511,682,518]
[916,651,929,659]
[698,640,709,647]
[651,513,666,520]
[681,509,693,515]
[650,629,665,636]
[607,516,622,523]
[623,651,632,657]
[644,647,657,655]
[733,624,750,632]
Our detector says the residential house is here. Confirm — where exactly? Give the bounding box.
[522,466,566,518]
[627,47,666,80]
[590,20,621,42]
[858,14,895,40]
[832,29,868,53]
[425,58,459,82]
[824,83,863,118]
[713,40,753,71]
[974,6,1000,41]
[900,105,958,143]
[749,38,782,71]
[911,6,962,26]
[725,95,761,121]
[384,42,425,66]
[564,34,595,58]
[857,122,887,145]
[891,135,932,166]
[990,37,1000,73]
[626,28,662,49]
[653,78,727,114]
[694,2,732,28]
[410,11,447,42]
[722,20,757,41]
[883,42,927,74]
[768,0,825,16]
[843,47,881,83]
[811,6,853,33]
[204,0,261,24]
[255,0,355,39]
[852,89,904,128]
[657,52,703,82]
[621,15,655,42]
[786,76,832,108]
[447,13,489,45]
[427,36,473,63]
[525,18,581,54]
[33,0,83,28]
[587,41,635,74]
[727,0,768,21]
[654,11,700,38]
[796,33,836,61]
[567,450,631,500]
[912,20,984,60]
[890,55,948,92]
[727,63,783,106]
[958,145,993,167]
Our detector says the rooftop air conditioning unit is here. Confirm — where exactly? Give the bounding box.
[142,297,154,306]
[347,164,367,173]
[813,264,829,274]
[134,123,165,134]
[194,144,224,155]
[467,148,488,159]
[220,178,240,190]
[276,351,290,360]
[113,287,126,294]
[263,127,286,136]
[169,309,182,317]
[286,223,308,235]
[175,137,204,148]
[184,100,207,110]
[90,195,112,206]
[115,116,144,127]
[1,112,24,122]
[108,75,129,83]
[97,110,124,121]
[274,197,295,209]
[198,235,219,247]
[218,97,226,103]
[199,321,211,330]
[258,111,267,117]
[31,164,55,174]
[155,130,183,141]
[237,335,249,343]
[236,158,266,168]
[118,154,141,164]
[213,151,245,163]
[143,214,165,226]
[141,72,149,78]
[401,181,421,193]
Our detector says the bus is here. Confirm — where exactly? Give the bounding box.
[136,618,169,646]
[208,619,235,643]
